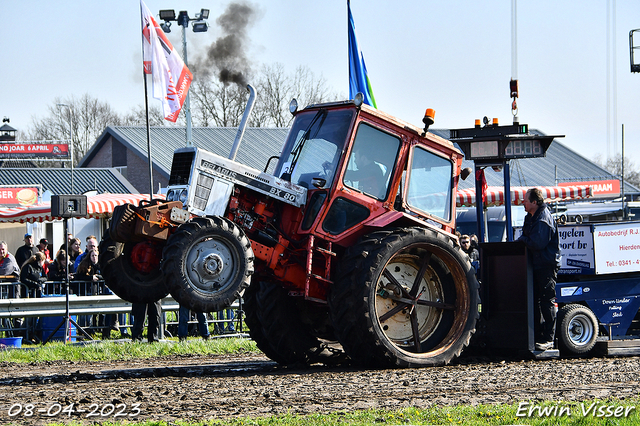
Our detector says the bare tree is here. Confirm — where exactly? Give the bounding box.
[593,153,640,189]
[190,63,339,128]
[27,94,121,165]
[121,104,165,127]
[190,77,248,127]
[252,63,339,127]
[252,63,292,127]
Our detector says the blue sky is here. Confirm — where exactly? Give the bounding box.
[2,1,640,166]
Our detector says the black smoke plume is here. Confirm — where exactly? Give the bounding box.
[196,2,258,87]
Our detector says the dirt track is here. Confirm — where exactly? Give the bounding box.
[2,351,640,425]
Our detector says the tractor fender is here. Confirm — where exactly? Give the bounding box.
[364,211,455,241]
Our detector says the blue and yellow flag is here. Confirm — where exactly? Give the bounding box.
[348,1,376,108]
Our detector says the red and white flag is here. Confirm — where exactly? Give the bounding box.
[140,0,192,122]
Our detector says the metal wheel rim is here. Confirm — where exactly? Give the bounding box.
[185,236,237,294]
[373,244,468,355]
[376,254,443,345]
[568,313,595,345]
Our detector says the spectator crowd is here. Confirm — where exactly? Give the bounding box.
[0,232,239,344]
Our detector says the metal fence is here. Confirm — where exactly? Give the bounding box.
[0,280,244,342]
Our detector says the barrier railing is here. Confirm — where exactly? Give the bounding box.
[0,280,244,342]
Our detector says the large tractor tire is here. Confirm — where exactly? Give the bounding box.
[99,230,169,303]
[162,216,254,313]
[244,280,347,366]
[329,227,479,368]
[557,304,598,355]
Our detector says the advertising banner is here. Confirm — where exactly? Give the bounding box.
[593,222,640,274]
[0,143,69,159]
[559,180,620,199]
[0,186,40,207]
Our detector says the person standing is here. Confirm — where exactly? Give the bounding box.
[216,308,235,334]
[59,232,74,252]
[67,238,82,272]
[460,235,479,262]
[37,238,52,276]
[20,253,46,298]
[131,300,162,343]
[517,188,560,351]
[15,234,39,269]
[19,252,46,343]
[177,306,210,341]
[0,241,19,277]
[460,234,480,274]
[47,250,73,294]
[73,235,98,272]
[0,241,20,298]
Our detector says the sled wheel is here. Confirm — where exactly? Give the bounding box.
[244,280,347,366]
[162,216,254,313]
[329,227,479,368]
[98,230,168,303]
[557,304,598,355]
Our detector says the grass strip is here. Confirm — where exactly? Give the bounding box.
[0,337,258,363]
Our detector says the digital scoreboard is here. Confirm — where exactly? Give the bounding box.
[450,122,562,161]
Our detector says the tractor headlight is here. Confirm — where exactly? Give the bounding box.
[166,189,176,201]
[179,189,188,204]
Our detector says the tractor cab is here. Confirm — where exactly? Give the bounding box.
[275,99,464,244]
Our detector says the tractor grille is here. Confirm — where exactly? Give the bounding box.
[168,152,195,185]
[193,174,214,211]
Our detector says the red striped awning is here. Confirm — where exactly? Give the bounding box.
[0,193,164,223]
[457,185,592,207]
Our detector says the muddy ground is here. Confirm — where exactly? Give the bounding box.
[1,350,640,425]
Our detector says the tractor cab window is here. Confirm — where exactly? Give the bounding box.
[406,147,454,221]
[275,109,354,189]
[343,123,400,200]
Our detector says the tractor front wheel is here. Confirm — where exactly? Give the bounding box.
[162,216,254,313]
[98,230,168,303]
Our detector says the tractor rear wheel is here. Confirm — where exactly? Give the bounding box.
[329,227,479,368]
[244,280,346,366]
[162,216,254,313]
[98,230,169,303]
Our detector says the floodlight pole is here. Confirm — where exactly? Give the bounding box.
[160,9,209,148]
[57,103,74,194]
[180,21,193,147]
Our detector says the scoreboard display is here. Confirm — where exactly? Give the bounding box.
[450,121,562,161]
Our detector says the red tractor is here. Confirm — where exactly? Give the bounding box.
[100,95,479,368]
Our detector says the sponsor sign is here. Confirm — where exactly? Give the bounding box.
[593,222,640,274]
[558,179,620,198]
[588,296,640,337]
[558,225,595,275]
[0,143,69,159]
[0,186,40,207]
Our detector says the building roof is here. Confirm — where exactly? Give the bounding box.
[0,123,17,132]
[0,168,137,195]
[429,129,640,194]
[81,126,290,178]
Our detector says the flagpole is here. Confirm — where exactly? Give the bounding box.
[143,72,155,201]
[140,3,154,201]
